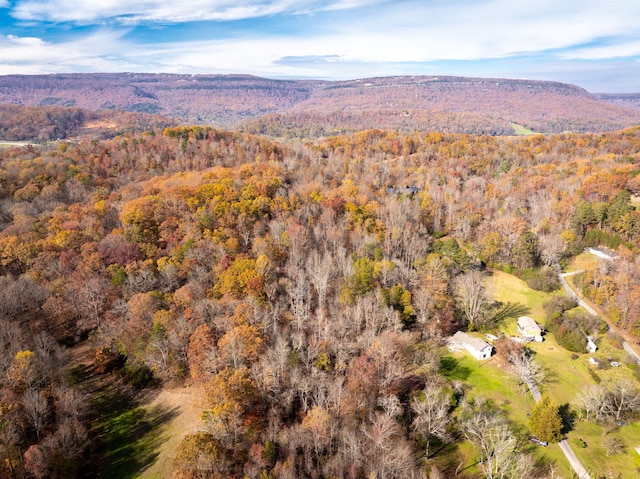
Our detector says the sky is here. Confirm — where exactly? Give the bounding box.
[0,0,639,92]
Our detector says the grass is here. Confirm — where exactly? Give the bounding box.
[566,252,600,273]
[440,352,573,478]
[527,336,596,405]
[79,367,179,479]
[569,420,640,478]
[486,269,559,324]
[510,123,538,136]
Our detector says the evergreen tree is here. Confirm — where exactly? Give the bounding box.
[528,395,563,443]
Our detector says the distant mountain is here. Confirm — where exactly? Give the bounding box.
[595,93,640,112]
[0,73,639,135]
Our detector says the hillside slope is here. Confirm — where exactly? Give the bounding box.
[1,73,639,134]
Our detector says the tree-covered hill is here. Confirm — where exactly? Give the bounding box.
[1,73,639,134]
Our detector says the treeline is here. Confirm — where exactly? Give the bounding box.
[240,109,515,138]
[0,126,639,477]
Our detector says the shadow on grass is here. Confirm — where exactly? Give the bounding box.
[484,302,531,330]
[559,403,575,435]
[84,379,179,479]
[440,356,471,381]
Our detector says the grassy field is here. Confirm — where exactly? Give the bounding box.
[510,123,538,136]
[487,269,559,323]
[0,140,30,147]
[571,421,640,477]
[88,383,177,479]
[566,251,600,273]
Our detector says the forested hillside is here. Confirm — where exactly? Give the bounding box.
[0,124,639,478]
[1,73,639,134]
[0,104,174,141]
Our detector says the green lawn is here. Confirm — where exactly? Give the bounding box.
[487,269,558,324]
[510,123,538,136]
[440,351,573,478]
[88,382,178,479]
[570,420,640,478]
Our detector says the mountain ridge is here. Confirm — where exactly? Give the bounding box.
[1,73,639,135]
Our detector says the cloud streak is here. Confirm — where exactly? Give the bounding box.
[10,0,382,23]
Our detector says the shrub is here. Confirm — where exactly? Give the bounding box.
[525,266,560,292]
[607,332,624,350]
[587,368,601,384]
[573,438,587,448]
[602,436,624,456]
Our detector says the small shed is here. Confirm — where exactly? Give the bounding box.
[517,316,543,341]
[451,331,493,360]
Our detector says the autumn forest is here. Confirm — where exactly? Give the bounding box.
[1,79,640,479]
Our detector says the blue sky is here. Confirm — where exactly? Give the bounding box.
[0,0,639,92]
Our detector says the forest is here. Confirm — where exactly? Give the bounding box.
[0,121,639,479]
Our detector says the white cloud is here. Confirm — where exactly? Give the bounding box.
[560,41,640,60]
[0,30,137,73]
[10,0,383,23]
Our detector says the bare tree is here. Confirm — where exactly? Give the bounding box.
[22,388,48,440]
[509,350,546,395]
[608,379,640,422]
[411,383,452,458]
[539,234,564,267]
[576,380,640,423]
[454,270,490,330]
[576,384,609,422]
[462,400,534,479]
[361,412,417,479]
[307,250,333,312]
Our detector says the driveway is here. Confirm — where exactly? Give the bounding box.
[559,271,640,364]
[558,440,592,479]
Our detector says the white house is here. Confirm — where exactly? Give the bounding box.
[587,336,598,353]
[517,316,544,342]
[451,331,493,360]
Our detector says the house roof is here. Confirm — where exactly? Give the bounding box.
[452,331,492,352]
[517,316,541,331]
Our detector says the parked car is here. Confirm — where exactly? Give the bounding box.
[529,436,548,447]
